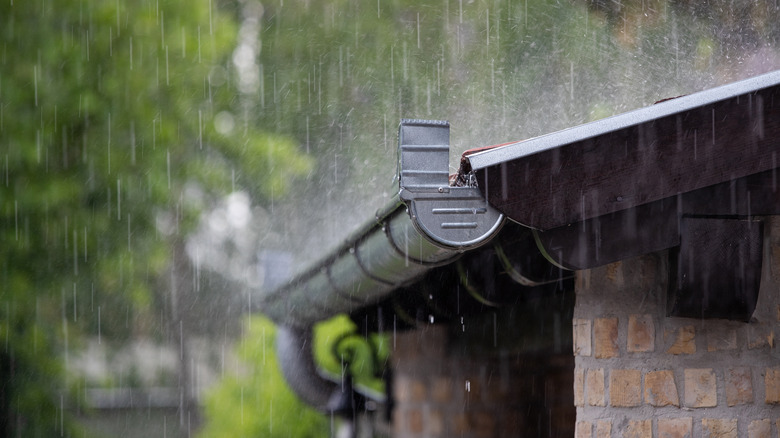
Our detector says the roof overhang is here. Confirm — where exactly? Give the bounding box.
[464,70,780,320]
[262,70,780,327]
[259,70,780,414]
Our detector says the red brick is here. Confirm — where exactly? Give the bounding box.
[576,421,592,438]
[586,368,606,407]
[645,370,680,407]
[472,411,496,438]
[595,420,611,438]
[665,325,696,355]
[658,417,693,438]
[748,419,771,438]
[725,367,753,406]
[410,379,427,401]
[625,419,652,438]
[684,368,717,408]
[766,367,780,404]
[574,318,592,356]
[407,409,424,434]
[609,369,642,407]
[594,317,619,358]
[628,314,655,352]
[707,329,737,352]
[453,413,469,435]
[427,409,444,436]
[574,368,585,407]
[393,375,428,402]
[747,325,772,349]
[702,418,737,438]
[431,377,452,403]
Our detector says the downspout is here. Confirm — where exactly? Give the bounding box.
[275,326,338,411]
[263,120,505,413]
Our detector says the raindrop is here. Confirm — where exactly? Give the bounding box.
[167,149,171,189]
[711,108,715,146]
[570,61,574,100]
[73,229,78,275]
[486,9,489,47]
[117,179,121,221]
[73,283,77,322]
[417,13,421,49]
[165,45,170,86]
[220,343,225,377]
[107,113,111,174]
[97,306,101,344]
[127,214,132,249]
[129,121,136,165]
[33,65,38,106]
[208,0,213,35]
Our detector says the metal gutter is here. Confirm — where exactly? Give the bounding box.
[259,120,504,328]
[257,72,780,415]
[259,120,505,415]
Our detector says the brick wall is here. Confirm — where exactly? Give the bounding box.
[391,312,575,437]
[573,218,780,438]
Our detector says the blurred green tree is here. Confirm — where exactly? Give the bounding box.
[198,316,329,438]
[0,0,311,435]
[198,314,388,438]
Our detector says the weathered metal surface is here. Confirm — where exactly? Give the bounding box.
[398,120,506,249]
[668,217,763,321]
[467,70,780,231]
[260,120,505,328]
[533,169,780,271]
[533,197,679,270]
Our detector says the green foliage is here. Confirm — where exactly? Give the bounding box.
[199,315,389,437]
[198,316,329,438]
[0,0,312,434]
[314,315,389,396]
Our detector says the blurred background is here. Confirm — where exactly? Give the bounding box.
[1,0,779,436]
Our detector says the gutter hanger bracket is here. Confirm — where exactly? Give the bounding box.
[398,119,505,250]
